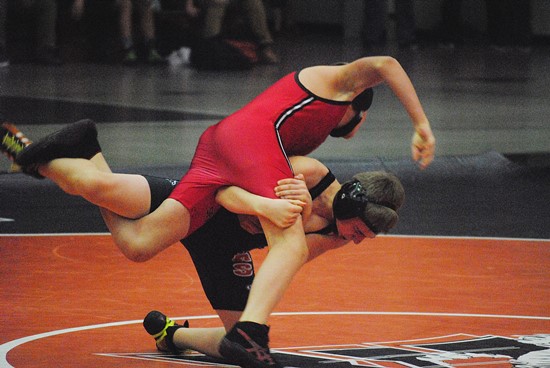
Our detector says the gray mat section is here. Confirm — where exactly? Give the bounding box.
[1,152,549,238]
[0,96,225,125]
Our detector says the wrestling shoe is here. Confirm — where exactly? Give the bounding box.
[1,122,31,161]
[219,321,282,368]
[143,310,189,353]
[1,122,32,173]
[15,119,101,177]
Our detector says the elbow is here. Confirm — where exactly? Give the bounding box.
[358,55,397,69]
[373,56,399,73]
[370,56,404,86]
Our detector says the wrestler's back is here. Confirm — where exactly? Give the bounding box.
[213,72,350,157]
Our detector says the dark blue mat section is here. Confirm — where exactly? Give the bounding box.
[1,152,549,238]
[0,96,224,125]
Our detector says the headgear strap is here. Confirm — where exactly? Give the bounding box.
[330,88,374,137]
[329,113,362,137]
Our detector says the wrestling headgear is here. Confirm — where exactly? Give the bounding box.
[352,87,374,112]
[330,88,374,137]
[332,179,380,234]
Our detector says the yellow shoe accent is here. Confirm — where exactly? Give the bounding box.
[153,316,175,342]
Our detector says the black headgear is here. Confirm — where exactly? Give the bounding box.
[352,88,374,112]
[332,180,380,234]
[329,88,374,137]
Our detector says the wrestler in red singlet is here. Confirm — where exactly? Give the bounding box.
[169,72,350,234]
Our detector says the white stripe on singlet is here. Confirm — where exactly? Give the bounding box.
[273,96,315,172]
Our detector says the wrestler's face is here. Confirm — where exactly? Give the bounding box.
[336,217,376,244]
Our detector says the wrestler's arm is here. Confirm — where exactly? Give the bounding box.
[303,57,435,168]
[216,186,306,228]
[346,57,435,168]
[351,57,434,168]
[216,156,327,228]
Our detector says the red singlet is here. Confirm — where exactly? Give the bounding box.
[169,72,350,234]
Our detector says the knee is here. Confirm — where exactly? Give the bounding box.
[124,250,154,263]
[117,237,156,263]
[119,240,154,263]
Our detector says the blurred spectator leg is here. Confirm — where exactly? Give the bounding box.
[512,0,532,52]
[486,0,510,50]
[362,0,387,52]
[395,0,417,49]
[440,0,462,48]
[119,0,138,64]
[139,0,163,63]
[34,0,62,64]
[0,0,8,66]
[201,0,229,39]
[242,0,278,63]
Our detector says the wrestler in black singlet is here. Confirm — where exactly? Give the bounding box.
[144,170,337,311]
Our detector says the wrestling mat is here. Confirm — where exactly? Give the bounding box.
[1,152,549,367]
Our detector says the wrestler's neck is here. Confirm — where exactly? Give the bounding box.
[303,183,339,232]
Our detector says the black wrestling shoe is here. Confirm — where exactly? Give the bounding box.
[143,310,189,353]
[15,119,101,177]
[219,321,281,368]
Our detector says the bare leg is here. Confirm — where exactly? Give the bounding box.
[173,327,226,357]
[171,310,241,358]
[39,157,241,355]
[38,155,151,219]
[38,154,189,262]
[102,198,190,262]
[90,152,112,173]
[41,154,232,356]
[215,218,308,365]
[240,216,308,324]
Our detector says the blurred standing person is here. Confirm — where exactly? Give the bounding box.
[486,0,532,52]
[439,0,463,49]
[266,0,290,36]
[363,0,417,52]
[362,0,387,50]
[119,0,164,64]
[394,0,416,49]
[199,0,279,63]
[4,0,62,64]
[0,0,8,66]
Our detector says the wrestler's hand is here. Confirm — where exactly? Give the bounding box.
[411,123,435,169]
[261,198,305,228]
[275,174,312,224]
[216,184,304,228]
[275,174,311,203]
